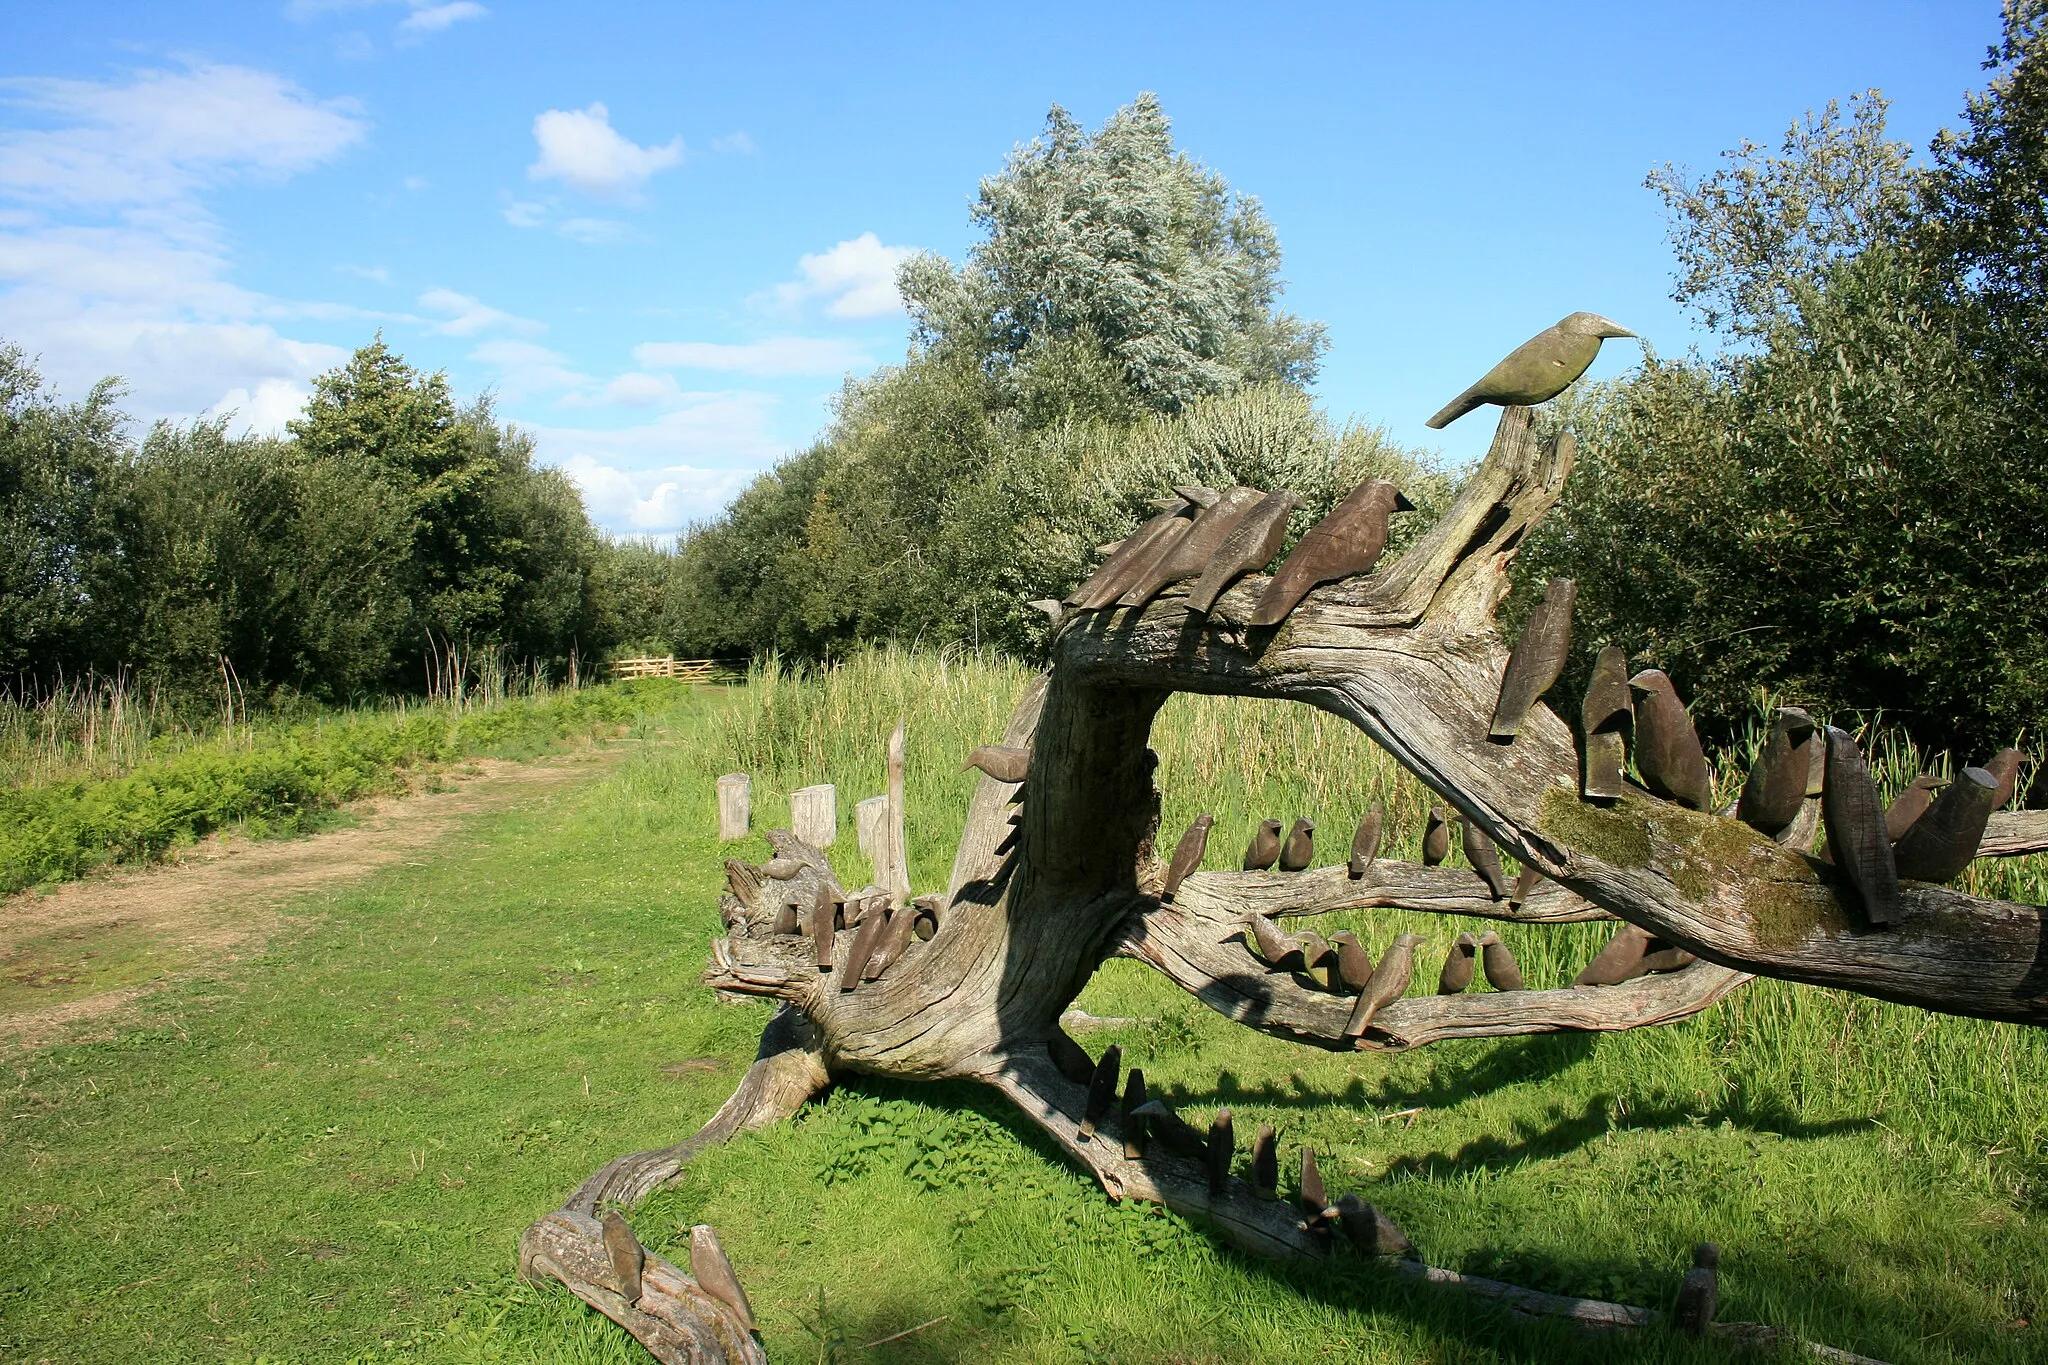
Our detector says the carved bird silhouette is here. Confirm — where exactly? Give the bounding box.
[1738,707,1818,835]
[1248,480,1414,626]
[1251,1123,1279,1196]
[1478,931,1524,991]
[688,1225,756,1332]
[1460,819,1513,900]
[1278,817,1316,872]
[1822,726,1903,927]
[1422,807,1450,865]
[1185,490,1303,615]
[600,1210,644,1306]
[1884,773,1944,842]
[1119,487,1265,608]
[963,745,1031,784]
[1161,814,1214,899]
[1574,922,1653,987]
[1437,931,1479,994]
[1628,670,1715,810]
[1488,577,1576,739]
[1080,1044,1121,1139]
[1580,644,1633,800]
[1984,746,2027,809]
[1243,818,1283,871]
[1426,312,1638,429]
[1893,765,1999,883]
[1330,930,1375,990]
[1347,806,1384,877]
[1207,1109,1234,1194]
[1343,932,1424,1037]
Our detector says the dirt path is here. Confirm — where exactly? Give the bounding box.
[0,747,627,1050]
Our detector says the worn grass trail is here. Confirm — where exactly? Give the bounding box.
[1,658,2043,1363]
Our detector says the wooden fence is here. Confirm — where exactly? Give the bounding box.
[606,657,744,683]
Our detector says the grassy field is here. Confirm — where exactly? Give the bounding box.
[2,651,2044,1363]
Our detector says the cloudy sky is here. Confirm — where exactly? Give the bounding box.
[3,2,1997,537]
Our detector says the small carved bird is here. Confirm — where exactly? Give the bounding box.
[1242,913,1320,973]
[1884,773,1944,842]
[1426,312,1638,429]
[1581,644,1633,800]
[808,884,836,971]
[1251,1124,1279,1197]
[1460,819,1513,900]
[1893,765,1999,883]
[1161,814,1213,900]
[1344,932,1424,1037]
[1335,1195,1413,1256]
[1118,487,1265,608]
[1207,1109,1234,1195]
[1823,726,1903,927]
[841,902,891,990]
[1422,807,1451,865]
[1628,670,1715,810]
[1330,931,1375,990]
[1984,747,2027,809]
[1243,818,1283,871]
[1438,931,1479,994]
[689,1224,756,1332]
[1673,1243,1719,1339]
[1069,503,1195,609]
[1738,707,1819,835]
[1248,479,1415,626]
[1574,923,1652,986]
[1489,577,1576,739]
[1121,1068,1149,1159]
[1080,1044,1121,1140]
[868,902,922,978]
[1185,490,1304,615]
[1348,806,1384,877]
[1511,865,1544,904]
[1278,817,1316,871]
[600,1210,644,1305]
[1299,1147,1331,1227]
[1478,931,1524,991]
[1131,1100,1209,1160]
[1639,941,1697,973]
[963,745,1031,784]
[1025,598,1066,626]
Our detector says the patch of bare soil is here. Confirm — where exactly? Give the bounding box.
[0,748,625,1050]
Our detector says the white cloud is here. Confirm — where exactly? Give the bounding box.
[207,376,315,435]
[634,336,873,377]
[527,103,682,198]
[418,286,543,337]
[710,132,755,155]
[765,232,915,319]
[0,65,367,425]
[502,198,547,228]
[554,370,683,410]
[558,216,636,245]
[562,455,752,535]
[0,65,365,211]
[338,263,391,285]
[397,1,486,37]
[467,338,586,396]
[534,392,784,533]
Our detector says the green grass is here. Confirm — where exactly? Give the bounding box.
[0,680,695,895]
[2,652,2044,1362]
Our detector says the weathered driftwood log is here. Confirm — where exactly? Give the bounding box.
[532,403,2019,1363]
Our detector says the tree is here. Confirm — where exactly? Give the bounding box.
[898,93,1327,417]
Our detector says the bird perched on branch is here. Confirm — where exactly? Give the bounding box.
[1243,818,1283,871]
[1426,312,1639,429]
[1161,814,1213,899]
[1344,932,1423,1037]
[1278,818,1316,871]
[1248,479,1414,625]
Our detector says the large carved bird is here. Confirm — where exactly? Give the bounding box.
[1426,312,1639,429]
[1343,932,1424,1037]
[1628,670,1715,810]
[1119,487,1265,608]
[1161,814,1214,899]
[1185,490,1303,615]
[1248,480,1414,626]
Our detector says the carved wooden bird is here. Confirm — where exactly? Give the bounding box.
[1422,807,1451,865]
[1161,814,1214,900]
[1248,479,1414,626]
[1574,923,1652,986]
[1628,670,1715,810]
[1438,931,1479,994]
[1823,726,1903,927]
[1131,1100,1208,1160]
[1738,707,1818,835]
[1426,312,1638,429]
[1118,487,1265,608]
[600,1210,644,1306]
[689,1224,756,1332]
[841,902,891,990]
[1243,913,1316,972]
[1343,932,1423,1037]
[869,902,922,978]
[1984,747,2026,809]
[1335,1195,1412,1256]
[1251,1124,1279,1196]
[1299,1147,1330,1226]
[1894,765,1998,883]
[1673,1243,1719,1339]
[1330,931,1375,990]
[1069,502,1198,609]
[963,745,1031,784]
[1511,865,1544,904]
[1278,817,1316,872]
[1460,819,1512,900]
[1243,818,1283,871]
[1121,1068,1149,1159]
[1185,490,1303,615]
[1080,1044,1121,1140]
[1348,806,1384,877]
[1639,941,1697,973]
[1207,1109,1234,1194]
[808,885,836,970]
[1581,644,1633,800]
[1478,931,1524,991]
[1489,577,1576,739]
[1884,773,1944,842]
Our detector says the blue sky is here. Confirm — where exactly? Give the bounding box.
[1,2,2001,537]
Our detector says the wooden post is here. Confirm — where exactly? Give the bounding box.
[791,784,837,848]
[882,719,911,907]
[855,796,888,860]
[716,773,751,841]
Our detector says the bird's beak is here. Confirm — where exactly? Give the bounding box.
[1393,491,1416,512]
[1592,316,1637,340]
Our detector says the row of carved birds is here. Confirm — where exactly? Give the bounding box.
[1158,807,1538,902]
[1065,1041,1410,1253]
